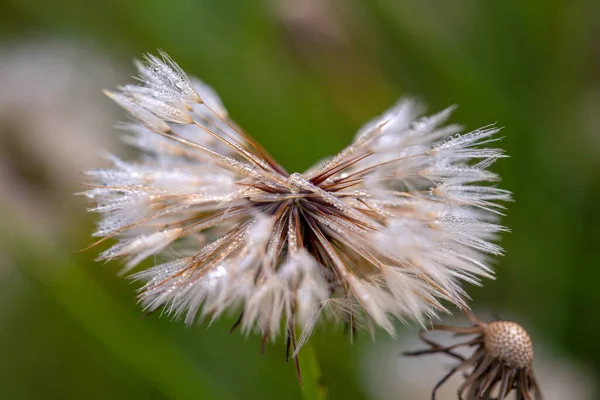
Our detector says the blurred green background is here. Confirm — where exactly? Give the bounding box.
[0,0,599,399]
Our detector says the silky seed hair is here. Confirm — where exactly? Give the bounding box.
[82,51,511,353]
[404,312,542,399]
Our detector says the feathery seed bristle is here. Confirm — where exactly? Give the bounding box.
[84,52,512,351]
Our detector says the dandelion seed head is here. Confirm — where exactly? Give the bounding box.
[485,321,534,369]
[84,52,512,350]
[405,312,541,399]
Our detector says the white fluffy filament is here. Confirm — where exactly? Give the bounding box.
[84,52,511,352]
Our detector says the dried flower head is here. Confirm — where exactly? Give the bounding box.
[83,52,510,353]
[404,312,542,399]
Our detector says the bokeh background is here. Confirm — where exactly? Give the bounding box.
[0,0,599,399]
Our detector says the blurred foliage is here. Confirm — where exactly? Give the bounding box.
[0,0,599,398]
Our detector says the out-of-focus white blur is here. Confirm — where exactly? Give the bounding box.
[0,39,123,234]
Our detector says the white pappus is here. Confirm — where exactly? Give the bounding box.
[82,51,511,358]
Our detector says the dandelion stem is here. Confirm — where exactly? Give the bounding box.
[299,343,327,400]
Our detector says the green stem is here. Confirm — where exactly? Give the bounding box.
[299,342,327,400]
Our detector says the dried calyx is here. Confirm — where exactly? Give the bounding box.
[404,311,542,399]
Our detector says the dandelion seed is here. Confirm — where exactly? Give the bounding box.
[404,311,542,399]
[84,52,511,358]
